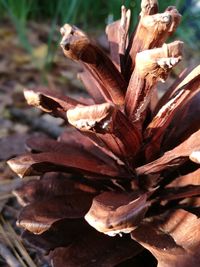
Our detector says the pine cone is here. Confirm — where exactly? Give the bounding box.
[8,0,200,266]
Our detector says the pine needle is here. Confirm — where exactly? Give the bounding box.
[0,215,37,267]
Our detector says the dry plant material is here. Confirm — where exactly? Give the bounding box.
[106,5,131,71]
[60,24,127,105]
[7,0,200,266]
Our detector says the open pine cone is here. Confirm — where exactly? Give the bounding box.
[8,0,200,266]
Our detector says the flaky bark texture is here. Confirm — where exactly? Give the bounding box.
[7,0,200,266]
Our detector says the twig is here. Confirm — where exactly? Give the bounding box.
[10,107,63,138]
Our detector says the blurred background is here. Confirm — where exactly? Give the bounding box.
[0,0,200,266]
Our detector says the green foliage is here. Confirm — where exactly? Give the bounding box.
[1,0,33,53]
